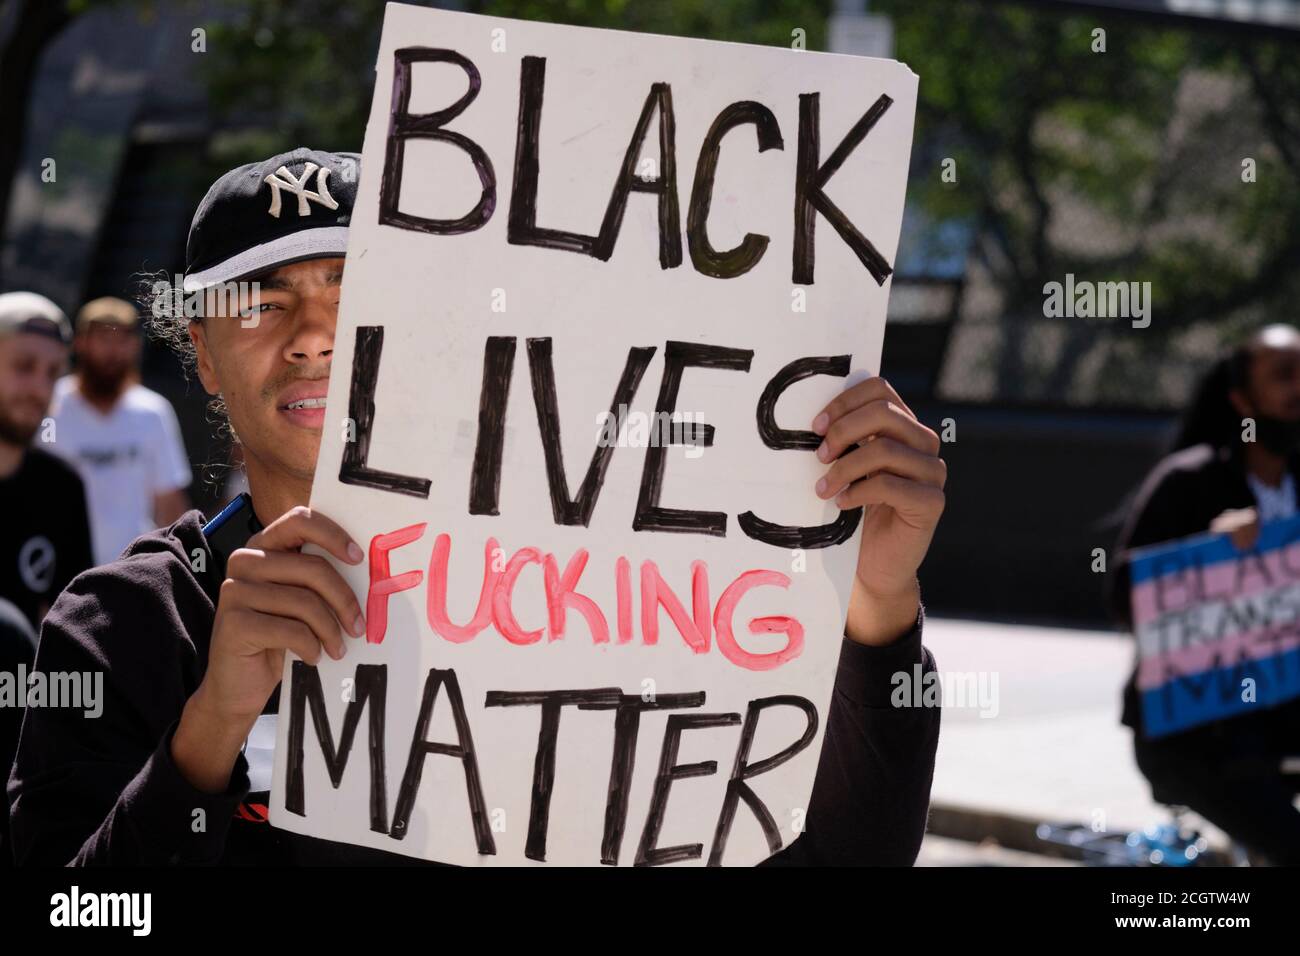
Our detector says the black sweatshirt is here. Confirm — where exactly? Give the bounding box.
[0,598,36,866]
[7,511,940,866]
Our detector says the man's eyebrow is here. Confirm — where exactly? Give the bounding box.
[253,269,342,291]
[257,273,294,291]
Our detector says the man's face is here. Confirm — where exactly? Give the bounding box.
[190,257,342,486]
[75,320,138,395]
[1238,328,1300,422]
[0,332,67,446]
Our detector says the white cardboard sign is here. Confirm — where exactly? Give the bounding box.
[270,2,917,866]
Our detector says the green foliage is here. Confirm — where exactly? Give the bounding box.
[192,0,1300,408]
[201,0,390,163]
[875,0,1300,407]
[199,0,828,167]
[472,0,828,47]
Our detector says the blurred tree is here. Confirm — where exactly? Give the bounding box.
[0,0,170,279]
[198,0,1300,409]
[199,0,831,165]
[475,0,827,46]
[0,0,74,265]
[874,0,1300,408]
[200,0,389,164]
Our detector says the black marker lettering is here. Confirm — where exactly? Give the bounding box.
[635,712,741,866]
[688,101,784,278]
[391,668,496,854]
[634,340,753,536]
[740,355,862,548]
[485,688,621,862]
[577,692,706,865]
[509,58,683,268]
[508,57,599,254]
[339,326,432,498]
[793,92,894,285]
[593,82,681,268]
[708,695,817,865]
[380,48,496,234]
[469,336,517,516]
[527,339,657,526]
[285,662,389,834]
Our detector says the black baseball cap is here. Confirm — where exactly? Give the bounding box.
[182,147,359,292]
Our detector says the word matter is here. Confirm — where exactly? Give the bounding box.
[283,662,818,866]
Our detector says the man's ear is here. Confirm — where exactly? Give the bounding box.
[188,320,221,396]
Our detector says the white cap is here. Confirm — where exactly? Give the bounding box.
[0,291,71,344]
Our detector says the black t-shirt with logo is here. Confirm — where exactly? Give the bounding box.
[0,448,93,630]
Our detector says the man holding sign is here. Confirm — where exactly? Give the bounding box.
[9,7,943,867]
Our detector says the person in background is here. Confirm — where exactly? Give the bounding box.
[1109,323,1300,864]
[0,293,93,865]
[0,292,93,630]
[47,296,192,566]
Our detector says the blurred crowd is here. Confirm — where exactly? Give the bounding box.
[0,289,195,859]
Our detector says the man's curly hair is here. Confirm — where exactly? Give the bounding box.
[137,270,236,442]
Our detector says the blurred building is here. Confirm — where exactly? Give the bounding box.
[856,0,1299,624]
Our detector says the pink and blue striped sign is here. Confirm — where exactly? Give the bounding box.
[1129,517,1300,738]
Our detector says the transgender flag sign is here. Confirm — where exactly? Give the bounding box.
[1129,516,1300,738]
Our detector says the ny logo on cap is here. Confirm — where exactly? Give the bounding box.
[263,162,340,218]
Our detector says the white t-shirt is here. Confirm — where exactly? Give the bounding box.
[47,377,192,565]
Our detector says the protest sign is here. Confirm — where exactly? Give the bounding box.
[1129,517,1300,739]
[270,2,918,865]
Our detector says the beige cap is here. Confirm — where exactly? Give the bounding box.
[0,291,72,344]
[76,296,139,331]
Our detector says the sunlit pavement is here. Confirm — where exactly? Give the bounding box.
[917,834,1082,866]
[917,617,1229,864]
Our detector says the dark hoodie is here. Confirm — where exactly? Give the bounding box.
[7,510,940,866]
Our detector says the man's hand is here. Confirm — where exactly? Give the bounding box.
[812,377,946,647]
[172,506,365,792]
[1210,506,1260,552]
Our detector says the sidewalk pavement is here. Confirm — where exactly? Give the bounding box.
[917,616,1230,863]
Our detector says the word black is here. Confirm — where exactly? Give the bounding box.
[379,48,896,285]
